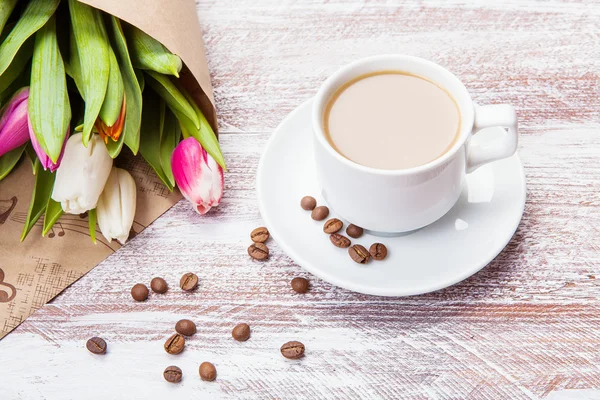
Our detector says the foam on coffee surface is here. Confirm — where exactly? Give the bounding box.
[325,71,461,170]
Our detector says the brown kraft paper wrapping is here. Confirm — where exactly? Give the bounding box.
[0,0,215,339]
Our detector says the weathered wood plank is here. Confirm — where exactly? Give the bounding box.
[1,0,600,398]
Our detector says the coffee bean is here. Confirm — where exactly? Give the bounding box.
[300,196,317,210]
[232,323,251,341]
[131,283,149,301]
[346,224,364,238]
[248,242,269,260]
[280,341,305,359]
[250,227,270,243]
[86,337,107,354]
[348,244,370,264]
[291,277,309,293]
[180,273,198,291]
[163,366,182,383]
[199,362,217,381]
[311,206,329,221]
[323,218,343,234]
[330,233,351,248]
[175,319,197,336]
[369,243,388,260]
[150,277,168,294]
[164,333,185,354]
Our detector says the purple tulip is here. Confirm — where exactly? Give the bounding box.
[0,88,30,157]
[28,118,68,172]
[171,137,224,215]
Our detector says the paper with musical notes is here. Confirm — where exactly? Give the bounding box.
[0,0,216,340]
[0,155,182,339]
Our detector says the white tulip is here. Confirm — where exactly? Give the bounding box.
[97,167,137,244]
[51,133,113,214]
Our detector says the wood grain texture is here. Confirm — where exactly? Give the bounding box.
[2,0,600,399]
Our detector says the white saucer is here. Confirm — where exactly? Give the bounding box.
[257,99,526,296]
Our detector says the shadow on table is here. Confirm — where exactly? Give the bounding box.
[326,212,536,305]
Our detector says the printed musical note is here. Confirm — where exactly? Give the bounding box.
[48,222,65,238]
[0,268,17,303]
[0,197,17,225]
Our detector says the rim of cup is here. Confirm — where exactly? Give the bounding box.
[312,54,475,176]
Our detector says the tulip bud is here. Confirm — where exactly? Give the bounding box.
[97,167,136,244]
[28,120,68,172]
[0,88,30,157]
[171,137,224,215]
[95,95,126,144]
[51,132,113,214]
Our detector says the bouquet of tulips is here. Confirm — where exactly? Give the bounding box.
[0,0,225,244]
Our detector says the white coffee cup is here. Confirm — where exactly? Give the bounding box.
[312,55,518,233]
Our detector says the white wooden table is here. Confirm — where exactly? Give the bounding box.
[2,1,600,399]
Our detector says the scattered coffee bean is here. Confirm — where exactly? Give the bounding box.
[369,243,388,261]
[291,277,309,293]
[232,323,251,341]
[164,366,182,383]
[323,218,343,234]
[199,362,217,381]
[248,242,269,260]
[330,233,351,248]
[300,196,317,211]
[348,244,371,264]
[311,206,329,221]
[180,273,199,291]
[150,277,168,294]
[175,319,197,336]
[250,227,270,243]
[164,333,186,355]
[86,337,107,354]
[346,224,364,238]
[280,341,305,359]
[131,283,149,301]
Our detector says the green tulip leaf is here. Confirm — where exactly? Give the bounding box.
[144,71,199,129]
[29,15,71,164]
[0,21,15,41]
[135,69,145,93]
[0,63,30,106]
[88,208,97,244]
[179,85,226,171]
[20,159,55,241]
[0,145,25,181]
[0,0,18,35]
[0,0,59,77]
[42,198,63,237]
[0,37,33,95]
[99,46,124,127]
[104,104,126,158]
[108,17,141,155]
[126,23,182,78]
[139,90,173,191]
[105,125,126,159]
[160,109,180,188]
[24,144,37,175]
[68,0,109,147]
[65,27,84,98]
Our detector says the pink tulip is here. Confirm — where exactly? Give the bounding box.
[28,118,68,172]
[171,137,224,215]
[0,88,30,157]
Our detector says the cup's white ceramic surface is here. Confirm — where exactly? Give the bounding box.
[312,55,519,233]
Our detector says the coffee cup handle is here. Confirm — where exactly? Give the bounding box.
[466,104,518,173]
